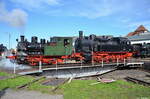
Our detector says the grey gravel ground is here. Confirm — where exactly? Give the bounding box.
[81,69,150,80]
[99,69,150,80]
[0,76,8,80]
[42,78,66,86]
[1,89,63,99]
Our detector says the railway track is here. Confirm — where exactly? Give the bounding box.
[125,76,150,86]
[146,75,150,77]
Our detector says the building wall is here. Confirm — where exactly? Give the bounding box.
[131,40,150,45]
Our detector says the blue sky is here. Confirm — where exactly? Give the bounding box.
[0,0,150,48]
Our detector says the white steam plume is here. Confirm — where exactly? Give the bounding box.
[0,2,28,28]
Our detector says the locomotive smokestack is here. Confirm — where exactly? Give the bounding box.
[43,39,46,44]
[40,39,46,44]
[79,31,83,39]
[40,39,42,44]
[89,34,96,40]
[20,35,25,42]
[31,36,38,43]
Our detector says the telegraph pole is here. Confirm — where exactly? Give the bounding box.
[8,33,11,49]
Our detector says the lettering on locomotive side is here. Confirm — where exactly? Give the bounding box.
[48,42,57,46]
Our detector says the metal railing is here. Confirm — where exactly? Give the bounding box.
[13,58,144,74]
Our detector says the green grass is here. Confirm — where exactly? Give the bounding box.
[0,71,150,99]
[27,78,54,93]
[0,72,12,76]
[60,80,150,99]
[0,75,34,90]
[0,72,53,93]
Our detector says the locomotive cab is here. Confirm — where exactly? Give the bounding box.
[44,37,73,56]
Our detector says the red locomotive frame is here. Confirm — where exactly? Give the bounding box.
[7,51,133,66]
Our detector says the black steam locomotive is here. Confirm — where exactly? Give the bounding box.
[75,31,133,52]
[16,35,47,55]
[0,44,7,56]
[132,43,150,58]
[75,31,133,62]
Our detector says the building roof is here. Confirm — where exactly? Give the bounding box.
[127,32,150,41]
[127,32,136,37]
[135,25,149,32]
[126,25,149,37]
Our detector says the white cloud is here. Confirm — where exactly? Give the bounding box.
[46,0,59,5]
[9,0,122,18]
[64,0,124,18]
[127,21,150,28]
[76,1,113,18]
[76,0,113,18]
[10,0,60,9]
[122,21,150,32]
[8,0,150,19]
[121,18,131,23]
[0,2,28,28]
